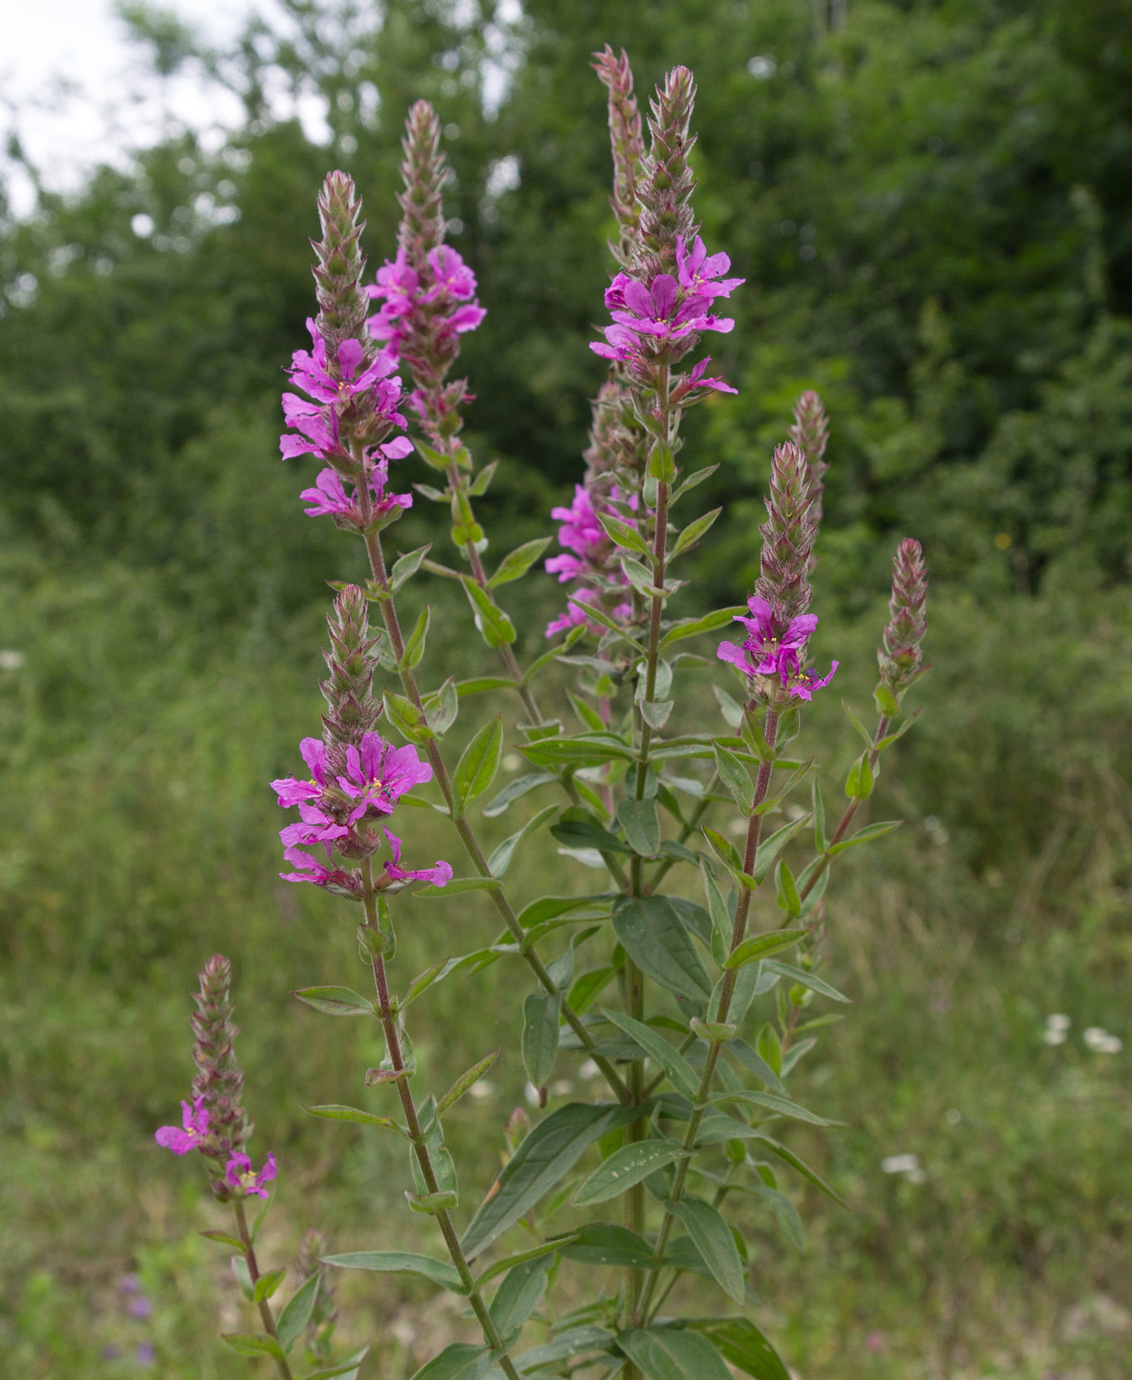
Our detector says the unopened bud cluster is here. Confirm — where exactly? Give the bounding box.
[877,538,930,701]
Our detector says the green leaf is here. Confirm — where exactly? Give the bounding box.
[611,896,713,1002]
[702,824,743,875]
[671,463,719,502]
[515,1325,617,1374]
[200,1230,245,1251]
[558,1225,656,1270]
[844,752,875,800]
[253,1266,286,1302]
[437,1048,501,1116]
[685,1319,790,1380]
[616,798,661,857]
[713,742,753,813]
[727,1039,785,1094]
[423,678,459,737]
[322,1251,465,1292]
[489,537,552,588]
[751,1181,805,1250]
[461,1103,640,1259]
[276,1271,319,1353]
[724,929,807,971]
[414,876,497,897]
[400,604,431,671]
[568,965,617,1014]
[303,1347,371,1380]
[828,819,903,854]
[303,1105,403,1132]
[454,717,503,816]
[517,893,614,928]
[751,1134,848,1208]
[385,689,434,744]
[775,860,802,918]
[220,1333,286,1360]
[390,543,432,591]
[671,507,722,558]
[468,458,498,494]
[600,1008,700,1100]
[648,437,677,482]
[573,1139,685,1206]
[488,803,557,878]
[291,986,374,1017]
[522,991,562,1089]
[524,734,635,769]
[813,781,827,853]
[567,689,606,731]
[617,1327,732,1380]
[231,1254,253,1300]
[488,1255,552,1336]
[410,1343,492,1380]
[461,577,517,647]
[660,607,747,652]
[597,510,652,557]
[457,676,515,697]
[483,771,555,818]
[550,812,632,855]
[716,1090,838,1126]
[752,814,812,884]
[474,1236,576,1289]
[763,960,851,1003]
[665,1197,746,1303]
[641,697,674,730]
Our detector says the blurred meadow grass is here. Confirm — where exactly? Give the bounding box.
[1,544,1129,1379]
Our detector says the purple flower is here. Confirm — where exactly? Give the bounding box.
[545,588,631,640]
[136,1341,156,1367]
[280,803,350,849]
[676,235,745,300]
[155,1097,210,1155]
[279,839,361,897]
[224,1151,277,1199]
[129,1296,153,1320]
[423,245,478,303]
[337,732,433,822]
[298,459,414,523]
[367,245,485,359]
[717,594,836,699]
[382,827,453,888]
[288,322,400,407]
[272,738,330,808]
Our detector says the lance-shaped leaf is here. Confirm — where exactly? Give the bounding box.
[517,893,615,928]
[665,1197,746,1303]
[550,812,633,854]
[601,1008,700,1100]
[714,1089,839,1127]
[844,752,875,799]
[385,689,434,744]
[566,593,647,651]
[390,543,432,591]
[461,1103,640,1258]
[515,1326,618,1374]
[828,819,904,855]
[488,1255,552,1337]
[291,986,374,1017]
[489,804,557,877]
[612,896,713,1002]
[453,717,503,816]
[684,1319,791,1380]
[617,1327,732,1380]
[221,1333,286,1360]
[724,929,807,971]
[400,604,431,671]
[437,1048,501,1116]
[671,506,722,559]
[763,959,850,1003]
[304,1346,370,1380]
[522,991,561,1089]
[303,1105,404,1132]
[460,576,517,647]
[276,1272,320,1353]
[573,1139,685,1206]
[489,537,552,588]
[597,510,653,557]
[751,813,811,884]
[482,771,555,817]
[659,606,747,652]
[422,678,459,736]
[616,798,661,857]
[751,1133,848,1208]
[322,1251,465,1292]
[252,1267,286,1302]
[473,1236,578,1290]
[558,1225,656,1270]
[524,733,635,769]
[713,742,754,813]
[410,1342,492,1380]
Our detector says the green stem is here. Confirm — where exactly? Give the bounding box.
[797,714,889,904]
[634,709,781,1325]
[360,860,523,1380]
[231,1199,295,1380]
[361,519,631,1104]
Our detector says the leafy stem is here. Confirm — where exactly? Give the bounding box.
[230,1199,295,1380]
[634,707,781,1324]
[360,860,523,1380]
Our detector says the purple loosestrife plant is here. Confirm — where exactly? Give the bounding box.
[156,54,932,1380]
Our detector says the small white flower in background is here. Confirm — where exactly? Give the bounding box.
[1083,1027,1123,1054]
[944,1108,962,1126]
[0,650,25,670]
[1044,1013,1071,1045]
[550,1079,574,1097]
[501,752,522,772]
[524,1081,541,1106]
[468,1080,494,1100]
[578,1059,600,1080]
[881,1153,925,1184]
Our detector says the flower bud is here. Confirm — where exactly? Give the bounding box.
[877,538,929,702]
[592,46,645,268]
[190,955,252,1198]
[788,391,830,572]
[632,66,699,283]
[398,101,447,266]
[754,442,819,631]
[320,585,382,779]
[311,172,371,366]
